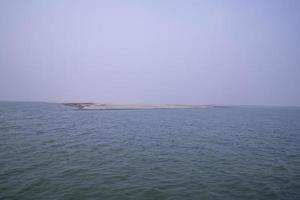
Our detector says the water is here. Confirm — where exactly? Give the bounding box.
[0,102,300,200]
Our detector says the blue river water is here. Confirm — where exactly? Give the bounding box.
[0,102,299,199]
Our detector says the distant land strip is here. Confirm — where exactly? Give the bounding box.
[63,103,227,110]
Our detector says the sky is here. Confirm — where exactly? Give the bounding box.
[0,0,299,106]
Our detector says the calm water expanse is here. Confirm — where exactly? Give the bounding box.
[0,102,299,200]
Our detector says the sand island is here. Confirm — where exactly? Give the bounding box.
[63,103,222,110]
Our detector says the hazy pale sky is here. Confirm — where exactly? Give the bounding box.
[0,0,299,106]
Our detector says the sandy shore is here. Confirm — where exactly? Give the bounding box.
[63,103,221,110]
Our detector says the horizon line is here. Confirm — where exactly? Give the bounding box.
[0,100,299,108]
